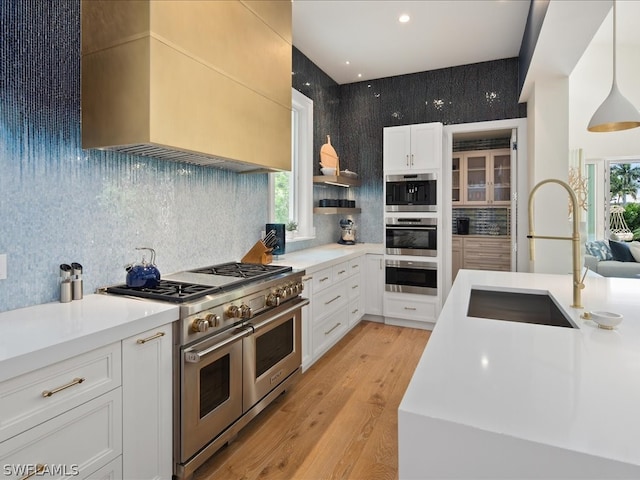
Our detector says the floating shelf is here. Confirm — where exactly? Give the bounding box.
[313,175,361,187]
[313,207,362,215]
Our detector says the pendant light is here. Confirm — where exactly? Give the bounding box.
[587,0,640,132]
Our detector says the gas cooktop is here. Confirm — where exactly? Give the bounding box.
[103,262,293,304]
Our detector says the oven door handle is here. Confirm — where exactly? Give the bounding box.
[386,225,436,230]
[184,327,252,363]
[248,297,309,333]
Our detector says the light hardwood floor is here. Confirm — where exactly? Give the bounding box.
[194,320,431,480]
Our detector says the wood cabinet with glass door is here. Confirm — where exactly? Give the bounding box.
[454,149,511,206]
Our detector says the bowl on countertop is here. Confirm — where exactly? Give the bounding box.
[321,167,337,176]
[583,311,623,330]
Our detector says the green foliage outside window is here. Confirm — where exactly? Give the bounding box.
[274,171,291,224]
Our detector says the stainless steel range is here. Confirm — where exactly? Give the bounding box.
[102,262,307,480]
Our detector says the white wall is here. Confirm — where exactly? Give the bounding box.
[527,78,573,274]
[569,6,640,159]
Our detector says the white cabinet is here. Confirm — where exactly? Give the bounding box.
[122,324,173,480]
[0,323,173,480]
[383,123,443,173]
[0,342,123,480]
[364,254,384,317]
[301,274,313,371]
[384,291,438,326]
[308,255,365,366]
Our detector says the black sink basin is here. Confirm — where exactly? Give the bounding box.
[467,287,578,329]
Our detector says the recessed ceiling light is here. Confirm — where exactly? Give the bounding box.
[358,73,362,78]
[399,14,410,23]
[345,60,350,65]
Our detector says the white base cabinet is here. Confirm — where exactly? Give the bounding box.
[0,323,173,480]
[364,254,384,318]
[122,324,173,480]
[383,291,438,330]
[308,256,365,366]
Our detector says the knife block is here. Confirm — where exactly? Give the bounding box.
[241,241,273,265]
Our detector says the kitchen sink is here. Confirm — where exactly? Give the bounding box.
[467,287,578,329]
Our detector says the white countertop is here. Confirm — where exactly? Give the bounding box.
[272,243,383,274]
[0,243,381,384]
[0,294,178,383]
[399,269,640,478]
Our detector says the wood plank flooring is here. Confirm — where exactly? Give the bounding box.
[194,320,431,480]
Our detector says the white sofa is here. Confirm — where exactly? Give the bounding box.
[584,240,640,278]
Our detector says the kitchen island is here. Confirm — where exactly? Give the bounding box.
[399,269,640,479]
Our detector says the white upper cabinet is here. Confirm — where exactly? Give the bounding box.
[383,123,443,173]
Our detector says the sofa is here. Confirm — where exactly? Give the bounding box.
[584,240,640,278]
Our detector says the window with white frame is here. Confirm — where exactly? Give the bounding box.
[269,89,314,240]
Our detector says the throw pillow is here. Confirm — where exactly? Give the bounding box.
[628,241,640,262]
[585,240,613,261]
[609,240,636,262]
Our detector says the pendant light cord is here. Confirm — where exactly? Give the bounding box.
[612,0,617,85]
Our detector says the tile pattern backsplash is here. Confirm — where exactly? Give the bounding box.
[452,208,511,236]
[1,4,524,312]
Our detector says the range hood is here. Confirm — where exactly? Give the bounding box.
[81,0,292,173]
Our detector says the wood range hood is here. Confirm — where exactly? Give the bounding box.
[81,0,292,172]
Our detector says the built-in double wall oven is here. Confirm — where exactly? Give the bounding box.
[385,172,438,296]
[385,217,437,257]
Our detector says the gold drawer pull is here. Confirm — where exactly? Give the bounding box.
[20,464,45,480]
[325,295,341,305]
[302,276,313,281]
[325,322,342,335]
[337,269,346,275]
[136,331,166,344]
[404,307,417,311]
[42,377,85,398]
[351,264,359,269]
[319,276,330,283]
[351,284,359,289]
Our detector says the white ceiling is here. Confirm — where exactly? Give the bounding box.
[292,0,532,85]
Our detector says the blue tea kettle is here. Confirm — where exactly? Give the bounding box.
[125,247,161,289]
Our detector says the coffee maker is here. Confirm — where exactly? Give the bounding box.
[338,219,356,245]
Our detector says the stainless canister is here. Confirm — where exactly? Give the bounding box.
[71,262,83,300]
[59,264,72,303]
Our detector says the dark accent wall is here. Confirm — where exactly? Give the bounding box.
[292,49,526,243]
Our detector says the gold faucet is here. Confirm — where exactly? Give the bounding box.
[527,179,584,309]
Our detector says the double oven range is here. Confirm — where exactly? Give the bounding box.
[103,262,308,480]
[385,172,438,295]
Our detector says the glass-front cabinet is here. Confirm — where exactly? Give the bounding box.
[453,149,511,206]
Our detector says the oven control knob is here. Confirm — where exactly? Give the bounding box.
[285,283,294,296]
[226,305,241,319]
[191,318,209,333]
[205,313,220,327]
[275,287,286,300]
[240,304,252,319]
[266,293,280,307]
[297,281,304,293]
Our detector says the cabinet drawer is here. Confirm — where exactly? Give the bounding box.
[384,293,437,323]
[349,297,363,327]
[1,342,121,441]
[348,257,362,277]
[0,389,122,479]
[312,266,333,293]
[332,262,349,283]
[312,309,348,359]
[312,284,348,324]
[463,237,510,252]
[86,455,122,480]
[348,274,362,301]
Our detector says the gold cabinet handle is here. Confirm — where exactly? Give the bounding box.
[302,276,313,281]
[351,264,359,269]
[42,377,85,398]
[337,269,346,275]
[351,284,359,290]
[325,295,341,305]
[325,322,342,335]
[136,331,165,344]
[319,276,330,283]
[404,307,417,311]
[20,464,46,480]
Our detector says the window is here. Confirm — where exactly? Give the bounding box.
[269,89,314,240]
